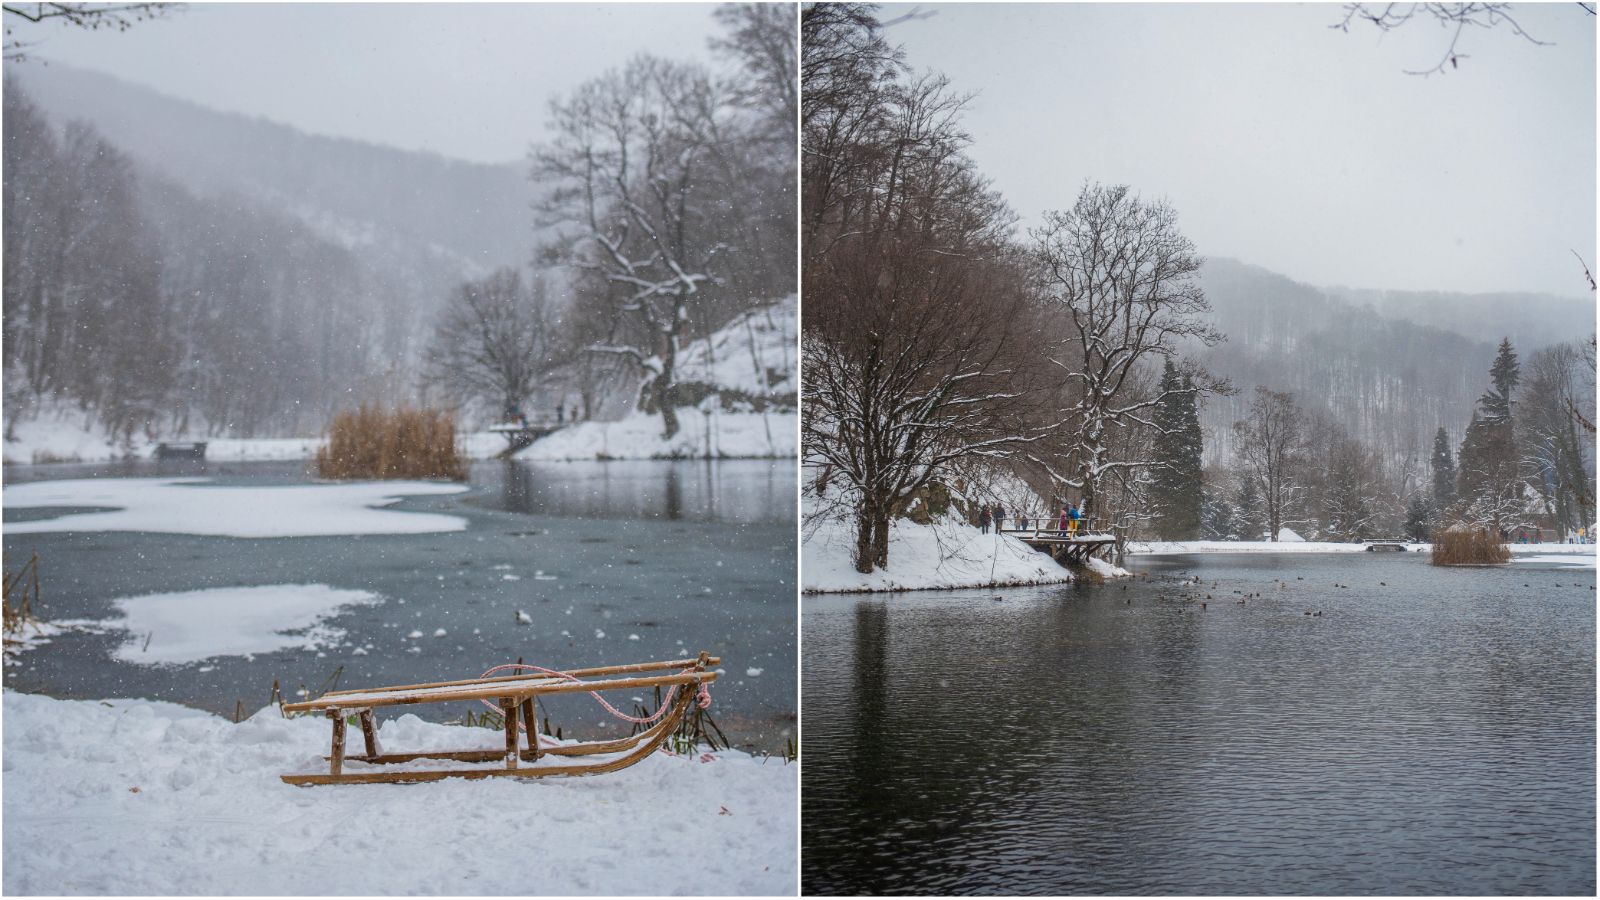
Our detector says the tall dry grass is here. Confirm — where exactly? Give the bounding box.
[315,405,467,481]
[1431,525,1511,566]
[2,552,41,635]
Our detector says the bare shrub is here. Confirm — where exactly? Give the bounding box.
[1431,525,1510,566]
[314,405,466,481]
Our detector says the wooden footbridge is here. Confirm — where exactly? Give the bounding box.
[998,518,1117,566]
[488,420,566,455]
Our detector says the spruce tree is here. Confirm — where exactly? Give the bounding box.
[1235,477,1266,541]
[1150,361,1204,540]
[1479,338,1520,422]
[1404,494,1432,542]
[1431,426,1457,512]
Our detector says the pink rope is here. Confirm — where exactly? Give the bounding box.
[475,662,712,747]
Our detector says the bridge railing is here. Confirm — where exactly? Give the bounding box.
[996,516,1094,539]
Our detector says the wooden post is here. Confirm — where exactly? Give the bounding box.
[358,709,380,757]
[520,698,538,762]
[329,709,346,778]
[501,698,519,770]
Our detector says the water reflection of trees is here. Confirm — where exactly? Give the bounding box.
[809,586,1214,893]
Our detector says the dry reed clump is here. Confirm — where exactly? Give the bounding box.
[1431,525,1511,566]
[3,552,43,637]
[315,405,466,481]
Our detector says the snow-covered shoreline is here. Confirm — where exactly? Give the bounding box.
[1,690,796,895]
[3,414,796,466]
[802,514,1128,594]
[1128,539,1596,566]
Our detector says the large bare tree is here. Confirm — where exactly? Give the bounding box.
[1233,387,1305,541]
[1028,183,1224,529]
[422,268,553,420]
[533,56,737,439]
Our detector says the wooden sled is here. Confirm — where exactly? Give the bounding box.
[279,653,720,786]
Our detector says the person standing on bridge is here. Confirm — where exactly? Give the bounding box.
[1058,505,1070,534]
[978,506,992,534]
[994,504,1006,532]
[1067,502,1080,537]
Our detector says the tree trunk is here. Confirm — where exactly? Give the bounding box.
[854,503,877,574]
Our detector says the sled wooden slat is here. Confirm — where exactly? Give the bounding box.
[280,653,715,786]
[313,656,723,701]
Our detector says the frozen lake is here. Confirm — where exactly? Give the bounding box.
[802,552,1595,894]
[3,458,796,752]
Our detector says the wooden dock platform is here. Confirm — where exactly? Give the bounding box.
[487,422,564,456]
[998,522,1116,566]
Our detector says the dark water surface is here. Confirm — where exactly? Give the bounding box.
[802,553,1595,895]
[3,459,796,751]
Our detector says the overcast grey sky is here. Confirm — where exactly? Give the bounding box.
[883,3,1596,298]
[18,2,725,164]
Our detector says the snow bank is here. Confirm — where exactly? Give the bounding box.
[516,410,795,462]
[675,294,797,397]
[85,584,382,666]
[1127,540,1390,555]
[1127,539,1596,566]
[1,691,796,895]
[803,514,1127,593]
[3,477,468,537]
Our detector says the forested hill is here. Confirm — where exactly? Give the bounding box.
[3,65,539,439]
[12,63,534,272]
[1194,257,1594,467]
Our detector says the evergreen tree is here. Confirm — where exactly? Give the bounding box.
[1235,477,1266,540]
[1430,426,1457,513]
[1150,361,1204,540]
[1457,341,1531,534]
[1479,337,1520,422]
[1200,492,1238,540]
[1404,494,1432,542]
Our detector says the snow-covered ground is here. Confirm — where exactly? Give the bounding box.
[803,512,1126,593]
[675,294,797,398]
[1,691,796,895]
[1128,539,1596,567]
[516,409,795,462]
[4,477,468,537]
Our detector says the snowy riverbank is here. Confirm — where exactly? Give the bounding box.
[3,412,795,465]
[1,691,796,895]
[1127,540,1596,567]
[513,410,795,462]
[802,514,1127,593]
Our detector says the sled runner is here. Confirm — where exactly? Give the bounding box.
[279,653,720,785]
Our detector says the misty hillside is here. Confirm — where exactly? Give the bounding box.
[11,64,534,274]
[1194,257,1594,468]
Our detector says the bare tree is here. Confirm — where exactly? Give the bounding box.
[422,268,553,421]
[4,2,180,61]
[1332,2,1556,75]
[533,55,739,439]
[805,241,1046,573]
[1234,387,1305,541]
[1028,183,1225,527]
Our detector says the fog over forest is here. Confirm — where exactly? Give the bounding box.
[3,4,797,443]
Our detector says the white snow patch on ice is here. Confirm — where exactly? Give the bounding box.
[90,584,381,666]
[3,477,468,537]
[1,691,796,895]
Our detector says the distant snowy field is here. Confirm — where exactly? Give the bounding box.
[1,691,796,895]
[1128,540,1596,567]
[803,513,1126,593]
